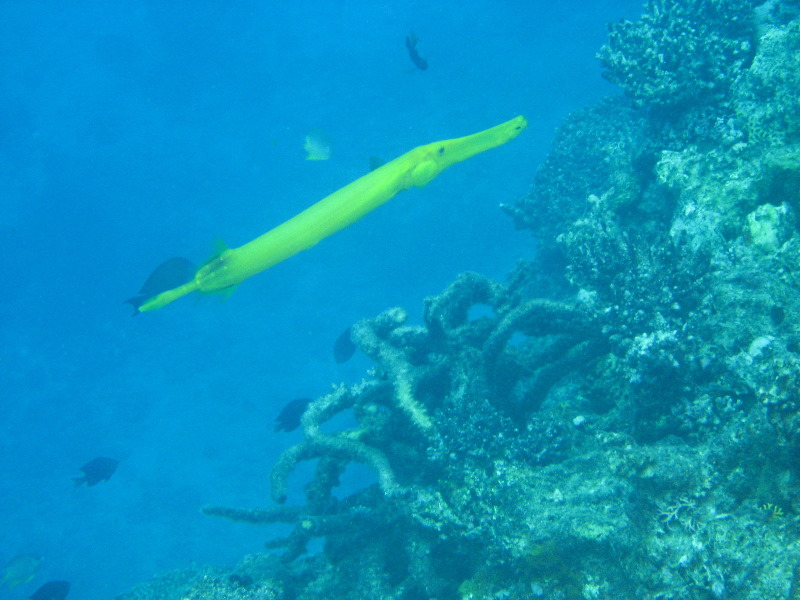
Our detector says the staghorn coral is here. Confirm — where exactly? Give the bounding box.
[202,270,626,597]
[350,308,435,432]
[268,381,401,503]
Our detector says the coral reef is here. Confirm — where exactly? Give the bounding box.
[598,0,759,110]
[121,2,800,600]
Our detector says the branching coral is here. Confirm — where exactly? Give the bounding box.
[202,269,615,594]
[350,309,435,432]
[269,382,401,503]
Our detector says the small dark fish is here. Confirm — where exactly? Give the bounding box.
[274,398,313,432]
[73,457,118,486]
[405,33,428,71]
[125,257,196,315]
[29,581,70,600]
[333,327,357,364]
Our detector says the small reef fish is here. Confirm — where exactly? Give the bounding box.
[73,457,118,486]
[125,257,196,315]
[1,554,43,589]
[303,129,332,161]
[333,327,356,363]
[405,33,428,70]
[28,581,70,600]
[136,115,527,312]
[274,398,313,432]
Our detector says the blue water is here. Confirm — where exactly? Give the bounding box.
[0,2,643,598]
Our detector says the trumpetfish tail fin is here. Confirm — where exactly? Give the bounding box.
[136,278,200,313]
[134,115,527,313]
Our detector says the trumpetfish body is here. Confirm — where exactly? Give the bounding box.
[138,115,527,312]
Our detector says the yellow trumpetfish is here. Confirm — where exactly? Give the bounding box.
[138,115,527,312]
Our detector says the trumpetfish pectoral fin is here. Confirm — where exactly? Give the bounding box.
[136,115,527,313]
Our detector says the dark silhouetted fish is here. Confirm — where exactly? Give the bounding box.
[125,257,196,315]
[73,457,118,486]
[333,327,357,364]
[274,398,312,432]
[28,581,69,600]
[405,33,428,70]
